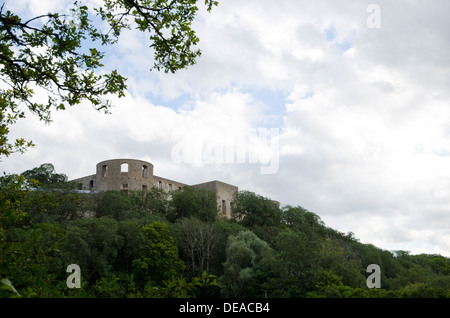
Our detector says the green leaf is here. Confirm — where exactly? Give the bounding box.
[0,278,21,297]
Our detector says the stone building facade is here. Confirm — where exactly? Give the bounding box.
[72,158,238,219]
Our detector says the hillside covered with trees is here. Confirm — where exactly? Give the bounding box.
[1,163,450,298]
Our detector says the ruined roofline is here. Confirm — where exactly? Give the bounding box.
[68,158,243,219]
[191,179,236,187]
[69,158,238,193]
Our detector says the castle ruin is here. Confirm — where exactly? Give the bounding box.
[72,158,238,219]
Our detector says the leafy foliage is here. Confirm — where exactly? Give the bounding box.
[95,190,132,220]
[0,173,68,298]
[0,2,126,157]
[177,217,220,276]
[60,217,124,283]
[0,0,217,158]
[1,163,450,298]
[169,186,218,222]
[129,187,171,216]
[131,221,185,286]
[232,190,281,228]
[97,0,218,73]
[21,163,69,186]
[220,230,274,298]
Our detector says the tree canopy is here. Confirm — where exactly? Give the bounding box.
[21,163,68,186]
[169,186,218,222]
[1,163,450,299]
[0,0,217,158]
[232,190,281,227]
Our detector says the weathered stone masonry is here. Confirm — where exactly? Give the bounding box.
[72,158,238,219]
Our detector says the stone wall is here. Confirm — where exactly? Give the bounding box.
[153,175,187,192]
[73,174,96,191]
[191,180,238,218]
[71,158,239,219]
[95,159,154,193]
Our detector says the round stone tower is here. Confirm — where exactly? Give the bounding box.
[95,159,154,193]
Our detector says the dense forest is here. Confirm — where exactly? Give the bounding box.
[1,163,450,298]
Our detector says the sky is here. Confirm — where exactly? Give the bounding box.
[3,0,450,257]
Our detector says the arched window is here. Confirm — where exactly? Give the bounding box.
[102,165,108,178]
[121,163,128,173]
[142,165,148,178]
[222,200,227,215]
